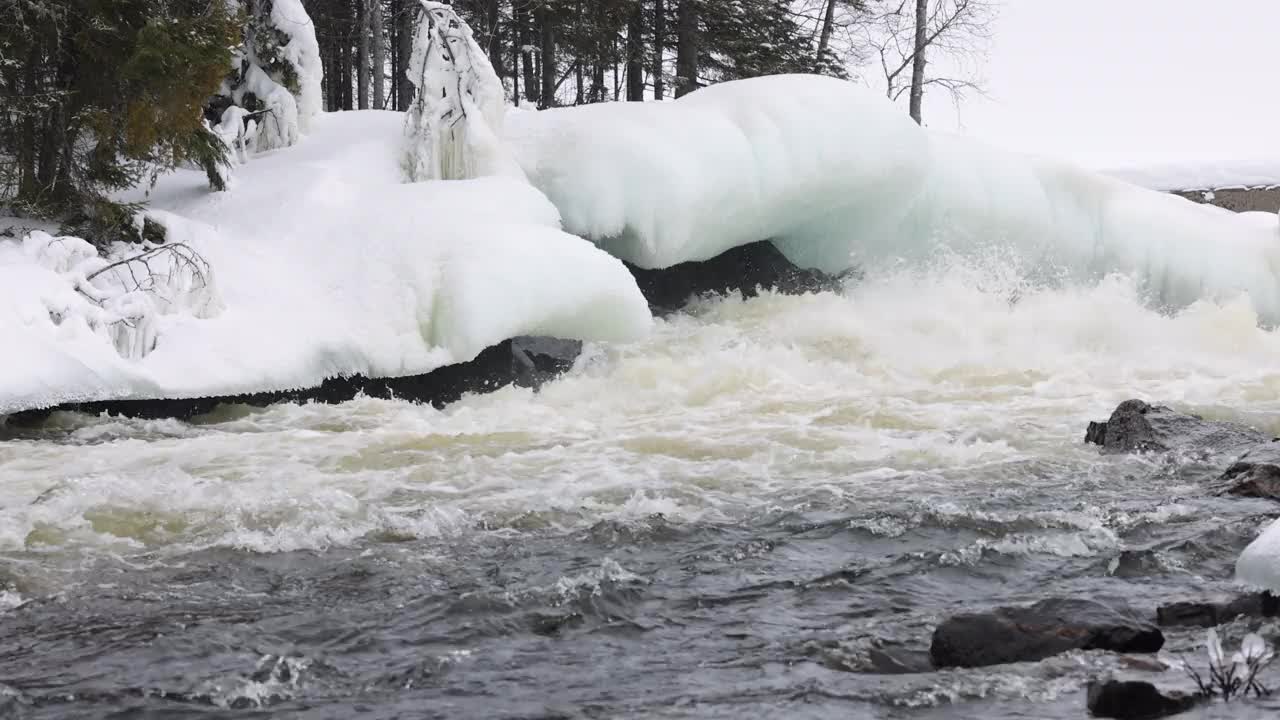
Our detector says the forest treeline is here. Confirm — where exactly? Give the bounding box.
[311,0,868,112]
[1,0,990,236]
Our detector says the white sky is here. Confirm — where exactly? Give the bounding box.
[923,0,1280,168]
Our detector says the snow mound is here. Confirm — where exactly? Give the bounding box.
[1237,518,1280,593]
[0,111,651,414]
[508,74,1280,320]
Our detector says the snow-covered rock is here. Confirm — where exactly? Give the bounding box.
[507,74,1280,321]
[0,111,651,414]
[1237,518,1280,593]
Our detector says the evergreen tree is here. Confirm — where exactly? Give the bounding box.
[0,0,240,242]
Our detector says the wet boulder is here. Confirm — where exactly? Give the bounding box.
[930,598,1164,668]
[1085,400,1269,455]
[1086,679,1199,720]
[1215,442,1280,501]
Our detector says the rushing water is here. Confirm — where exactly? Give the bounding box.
[4,259,1280,718]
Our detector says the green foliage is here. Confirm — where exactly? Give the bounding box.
[700,0,818,82]
[246,0,301,94]
[0,0,239,244]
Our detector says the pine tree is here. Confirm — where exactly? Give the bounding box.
[1,0,239,243]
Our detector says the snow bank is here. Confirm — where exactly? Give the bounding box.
[508,75,1280,320]
[0,112,650,414]
[1237,518,1280,593]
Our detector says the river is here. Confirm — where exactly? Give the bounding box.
[3,259,1280,718]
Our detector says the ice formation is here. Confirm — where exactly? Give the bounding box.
[402,1,521,181]
[0,112,651,414]
[506,74,1280,320]
[1237,519,1280,593]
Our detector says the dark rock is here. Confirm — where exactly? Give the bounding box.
[1216,442,1280,501]
[7,336,581,422]
[930,598,1163,668]
[1086,679,1199,720]
[1157,593,1278,627]
[624,240,848,314]
[1085,399,1269,455]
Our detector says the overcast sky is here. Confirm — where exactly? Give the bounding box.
[921,0,1280,167]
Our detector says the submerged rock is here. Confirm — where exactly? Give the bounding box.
[865,646,933,675]
[1086,679,1199,720]
[1085,399,1269,455]
[1156,593,1279,627]
[1216,442,1280,501]
[930,598,1163,668]
[8,336,581,421]
[624,240,847,314]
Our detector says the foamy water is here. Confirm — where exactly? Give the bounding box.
[3,262,1280,717]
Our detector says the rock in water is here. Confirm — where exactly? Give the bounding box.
[624,240,846,315]
[9,336,582,421]
[930,598,1163,668]
[1086,679,1198,720]
[1085,399,1269,455]
[1156,593,1278,627]
[1216,442,1280,501]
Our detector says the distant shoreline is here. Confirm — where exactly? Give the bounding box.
[1172,186,1280,213]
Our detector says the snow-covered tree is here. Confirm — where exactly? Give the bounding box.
[0,0,239,243]
[401,1,521,181]
[210,0,323,154]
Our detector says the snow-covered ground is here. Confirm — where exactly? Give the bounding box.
[0,111,651,414]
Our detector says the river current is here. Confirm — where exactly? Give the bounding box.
[3,260,1280,718]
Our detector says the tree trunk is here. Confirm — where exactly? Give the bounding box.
[538,4,556,108]
[387,1,396,109]
[17,43,39,200]
[625,0,644,101]
[908,0,927,124]
[518,2,538,105]
[511,5,521,106]
[340,21,353,111]
[357,0,370,110]
[483,0,504,79]
[816,0,836,69]
[652,0,665,99]
[396,0,415,109]
[592,62,605,103]
[674,0,697,97]
[372,0,386,109]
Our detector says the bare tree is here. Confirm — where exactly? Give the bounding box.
[869,0,994,124]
